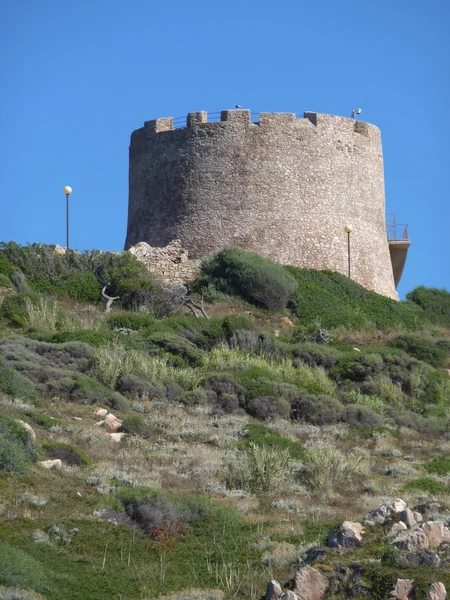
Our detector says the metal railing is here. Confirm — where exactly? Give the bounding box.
[386,214,409,240]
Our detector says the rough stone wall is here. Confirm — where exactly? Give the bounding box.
[125,109,397,299]
[128,240,201,284]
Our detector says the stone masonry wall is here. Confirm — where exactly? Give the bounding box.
[125,109,397,299]
[128,240,201,284]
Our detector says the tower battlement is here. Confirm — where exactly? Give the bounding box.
[126,108,401,299]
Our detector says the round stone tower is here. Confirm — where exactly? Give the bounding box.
[125,109,398,299]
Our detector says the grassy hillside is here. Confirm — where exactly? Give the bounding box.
[0,243,449,599]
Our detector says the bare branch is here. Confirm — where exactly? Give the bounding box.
[101,284,120,313]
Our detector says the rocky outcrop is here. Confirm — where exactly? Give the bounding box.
[389,578,414,599]
[328,521,364,548]
[293,566,328,600]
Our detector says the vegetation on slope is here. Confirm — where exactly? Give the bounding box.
[0,243,449,599]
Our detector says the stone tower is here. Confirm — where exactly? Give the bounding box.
[125,109,402,299]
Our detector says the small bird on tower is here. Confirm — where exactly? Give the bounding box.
[235,105,242,109]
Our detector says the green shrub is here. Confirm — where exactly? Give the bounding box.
[422,457,450,476]
[0,415,38,473]
[0,293,36,327]
[406,285,450,327]
[331,352,385,382]
[145,331,202,366]
[0,253,15,277]
[239,423,305,460]
[41,442,91,467]
[48,330,114,347]
[286,266,428,330]
[289,342,341,369]
[402,477,449,495]
[246,395,290,420]
[388,335,447,368]
[196,247,297,310]
[0,274,13,288]
[0,542,47,592]
[177,388,211,406]
[61,270,101,302]
[291,394,345,425]
[107,313,156,331]
[0,358,37,401]
[120,415,154,440]
[300,440,364,491]
[343,404,384,427]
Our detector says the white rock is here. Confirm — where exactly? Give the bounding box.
[390,578,414,599]
[15,419,36,441]
[39,459,62,470]
[265,580,283,600]
[294,566,328,600]
[104,413,123,432]
[428,582,447,600]
[94,408,108,417]
[108,432,125,442]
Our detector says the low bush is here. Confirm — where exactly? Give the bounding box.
[196,247,297,311]
[0,542,47,593]
[41,442,91,467]
[120,415,154,440]
[107,313,157,331]
[246,395,290,420]
[422,457,450,476]
[239,423,305,460]
[289,342,341,369]
[0,358,37,401]
[406,285,450,327]
[120,489,195,538]
[48,330,114,347]
[402,477,449,495]
[145,331,202,366]
[0,293,37,328]
[286,266,428,331]
[117,374,163,400]
[291,394,345,425]
[343,403,384,427]
[0,415,38,474]
[388,335,447,368]
[0,274,13,288]
[61,270,101,302]
[0,253,15,277]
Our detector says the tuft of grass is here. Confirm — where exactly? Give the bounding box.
[299,440,365,492]
[238,423,305,460]
[225,442,292,494]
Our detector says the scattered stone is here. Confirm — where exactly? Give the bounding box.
[389,578,414,599]
[104,413,123,432]
[54,245,66,255]
[73,416,82,421]
[38,459,62,471]
[428,582,447,600]
[363,498,407,525]
[282,316,295,327]
[265,580,283,600]
[94,408,108,417]
[15,419,36,441]
[108,432,125,442]
[328,521,364,548]
[293,566,328,600]
[399,508,417,529]
[388,521,408,537]
[421,521,450,549]
[392,521,450,552]
[413,511,423,523]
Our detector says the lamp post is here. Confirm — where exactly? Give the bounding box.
[344,225,353,278]
[63,186,72,250]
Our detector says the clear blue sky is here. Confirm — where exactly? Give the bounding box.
[1,0,449,298]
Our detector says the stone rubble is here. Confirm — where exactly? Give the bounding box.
[128,240,201,284]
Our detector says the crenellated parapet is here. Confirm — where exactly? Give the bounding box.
[126,108,401,299]
[138,109,377,138]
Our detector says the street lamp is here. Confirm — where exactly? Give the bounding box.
[344,224,353,278]
[63,186,72,250]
